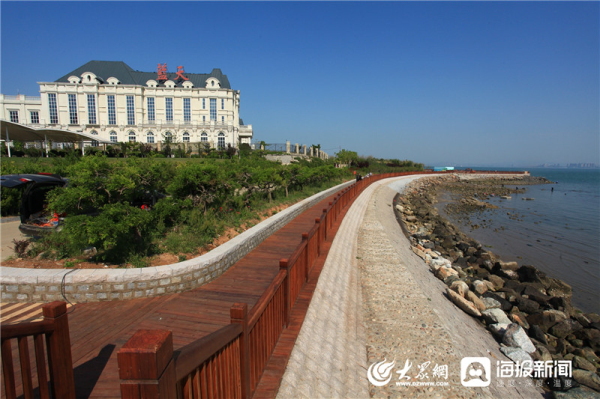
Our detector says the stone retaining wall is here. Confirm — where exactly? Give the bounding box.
[0,180,353,303]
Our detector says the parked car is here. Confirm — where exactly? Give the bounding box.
[0,174,67,235]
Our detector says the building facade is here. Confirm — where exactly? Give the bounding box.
[0,61,253,148]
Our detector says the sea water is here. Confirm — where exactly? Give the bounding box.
[439,168,600,314]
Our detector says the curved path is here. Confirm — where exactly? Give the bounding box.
[277,176,544,398]
[1,182,353,398]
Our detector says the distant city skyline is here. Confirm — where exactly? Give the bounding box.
[1,1,598,167]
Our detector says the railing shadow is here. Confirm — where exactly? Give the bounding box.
[73,344,115,399]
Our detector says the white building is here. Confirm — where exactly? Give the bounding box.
[0,61,253,148]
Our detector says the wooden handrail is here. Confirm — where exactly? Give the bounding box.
[1,301,75,399]
[1,319,55,339]
[248,269,287,329]
[174,323,243,380]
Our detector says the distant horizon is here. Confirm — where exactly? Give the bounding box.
[2,2,598,166]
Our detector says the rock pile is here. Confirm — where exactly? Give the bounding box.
[395,176,600,396]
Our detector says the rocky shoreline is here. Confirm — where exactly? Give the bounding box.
[394,175,600,397]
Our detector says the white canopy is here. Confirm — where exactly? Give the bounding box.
[1,119,111,144]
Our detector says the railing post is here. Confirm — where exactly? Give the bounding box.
[117,330,176,399]
[43,301,76,399]
[231,303,250,399]
[301,233,309,280]
[315,218,321,255]
[279,260,291,328]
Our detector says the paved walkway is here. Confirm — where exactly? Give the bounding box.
[0,220,25,262]
[278,176,545,398]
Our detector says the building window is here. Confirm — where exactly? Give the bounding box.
[164,131,172,143]
[48,93,58,124]
[68,94,78,124]
[166,98,173,122]
[9,110,19,123]
[127,96,135,125]
[107,95,116,125]
[210,98,217,121]
[129,131,136,142]
[183,132,190,142]
[221,116,224,123]
[90,130,99,147]
[202,98,205,109]
[87,94,97,124]
[30,111,39,124]
[203,115,206,123]
[218,132,225,149]
[183,98,191,122]
[147,97,155,122]
[110,131,117,143]
[201,132,208,142]
[147,131,154,143]
[221,99,224,110]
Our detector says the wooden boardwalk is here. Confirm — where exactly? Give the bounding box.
[1,187,349,398]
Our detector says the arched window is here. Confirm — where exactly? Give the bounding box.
[164,131,172,143]
[201,132,208,142]
[147,131,154,144]
[90,130,99,147]
[129,131,136,142]
[182,132,190,142]
[110,131,117,143]
[218,132,225,149]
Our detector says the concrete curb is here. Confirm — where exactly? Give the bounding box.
[0,180,354,303]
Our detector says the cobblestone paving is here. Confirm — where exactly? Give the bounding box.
[359,182,544,399]
[278,177,545,399]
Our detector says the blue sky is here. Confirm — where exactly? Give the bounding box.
[2,1,598,167]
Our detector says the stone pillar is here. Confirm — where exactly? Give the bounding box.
[286,141,290,154]
[303,145,307,155]
[310,146,314,157]
[295,143,299,154]
[261,143,265,151]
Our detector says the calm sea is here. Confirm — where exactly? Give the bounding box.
[438,167,600,315]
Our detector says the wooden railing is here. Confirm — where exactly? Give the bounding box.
[1,301,76,399]
[116,172,430,398]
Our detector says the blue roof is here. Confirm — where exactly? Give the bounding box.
[55,61,232,89]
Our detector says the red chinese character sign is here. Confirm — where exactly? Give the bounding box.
[157,63,167,81]
[175,66,189,81]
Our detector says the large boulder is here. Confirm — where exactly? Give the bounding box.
[527,310,568,333]
[516,265,543,283]
[450,280,470,297]
[500,346,533,364]
[436,266,458,281]
[482,308,511,325]
[487,274,505,289]
[574,329,600,351]
[529,324,549,345]
[502,323,536,354]
[549,319,584,339]
[446,288,481,317]
[494,261,520,271]
[517,297,541,314]
[466,291,486,312]
[572,369,600,392]
[482,292,513,312]
[471,280,488,295]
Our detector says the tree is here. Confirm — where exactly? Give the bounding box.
[335,149,358,166]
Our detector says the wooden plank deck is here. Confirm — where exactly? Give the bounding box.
[1,187,348,399]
